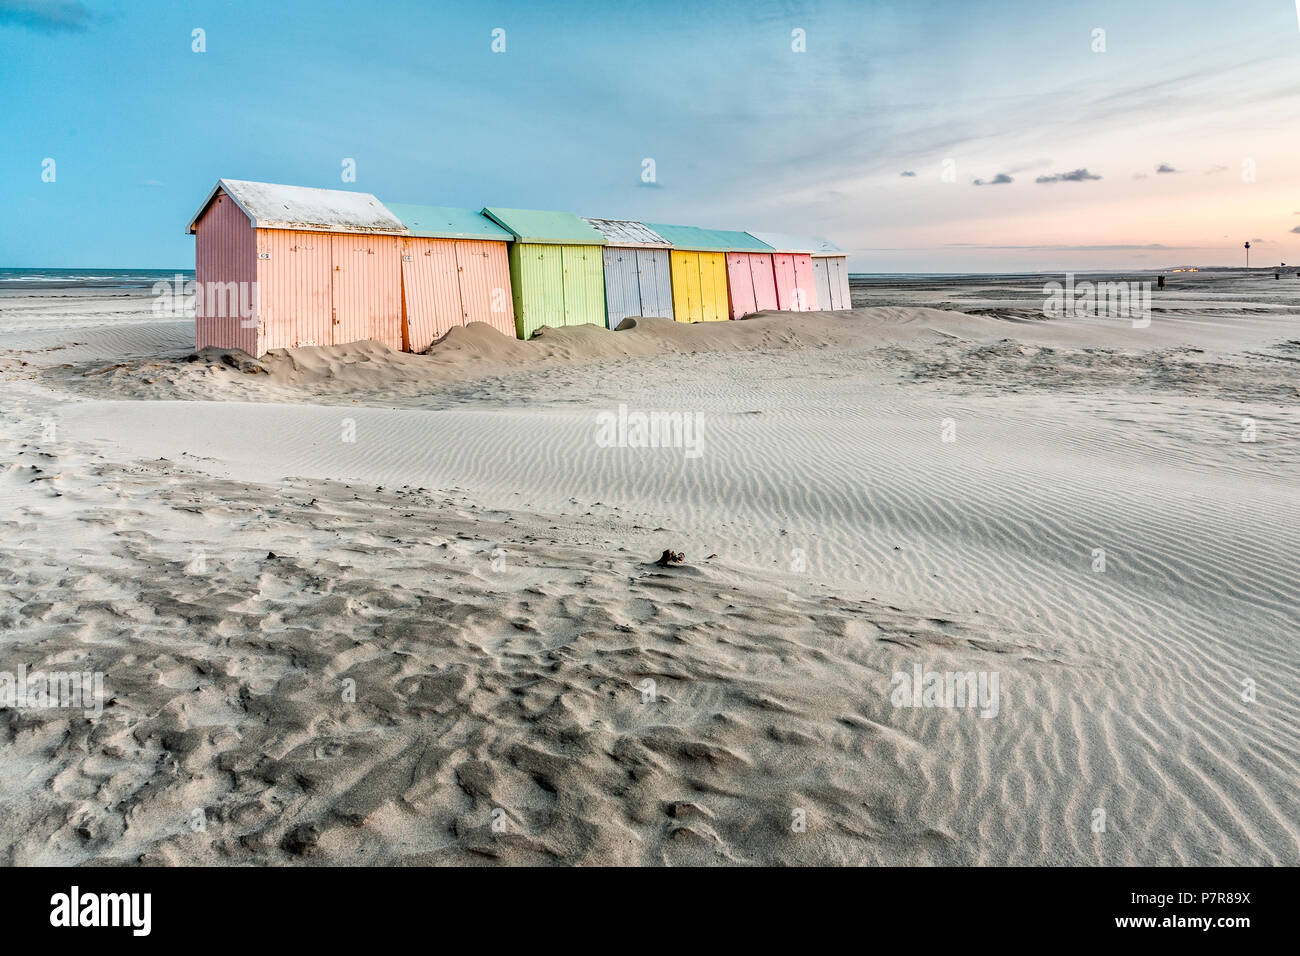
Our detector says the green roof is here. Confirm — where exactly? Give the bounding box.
[643,223,773,252]
[383,203,512,241]
[711,228,773,252]
[480,207,606,245]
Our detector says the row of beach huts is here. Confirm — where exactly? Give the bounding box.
[187,179,852,357]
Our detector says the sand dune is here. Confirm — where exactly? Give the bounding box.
[1,275,1296,864]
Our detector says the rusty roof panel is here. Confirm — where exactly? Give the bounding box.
[581,218,671,248]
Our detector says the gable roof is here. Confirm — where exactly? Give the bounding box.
[480,208,605,245]
[643,223,773,252]
[384,203,512,241]
[187,179,407,236]
[711,228,773,252]
[581,218,671,248]
[746,231,844,256]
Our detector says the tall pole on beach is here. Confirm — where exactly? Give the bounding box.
[1245,241,1250,269]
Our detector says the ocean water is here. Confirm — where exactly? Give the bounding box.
[0,268,194,291]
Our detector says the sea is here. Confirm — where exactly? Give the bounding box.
[0,268,194,291]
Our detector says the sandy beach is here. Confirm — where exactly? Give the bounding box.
[1,272,1296,865]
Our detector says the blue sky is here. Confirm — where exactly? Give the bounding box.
[2,0,1298,271]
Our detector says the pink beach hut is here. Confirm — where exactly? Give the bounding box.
[187,179,408,356]
[748,232,851,310]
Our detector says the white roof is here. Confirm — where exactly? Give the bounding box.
[581,218,671,248]
[187,179,407,235]
[746,231,844,257]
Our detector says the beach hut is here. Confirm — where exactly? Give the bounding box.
[187,179,408,355]
[480,208,607,339]
[748,233,852,310]
[714,229,803,319]
[640,223,734,322]
[383,203,516,350]
[739,232,821,313]
[581,218,674,327]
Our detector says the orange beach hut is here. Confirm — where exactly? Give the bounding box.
[384,203,516,350]
[187,179,408,355]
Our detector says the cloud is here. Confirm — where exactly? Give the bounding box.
[1155,163,1178,174]
[0,1,92,32]
[973,173,1013,186]
[1035,168,1102,184]
[1291,226,1300,234]
[899,170,917,177]
[1205,165,1228,174]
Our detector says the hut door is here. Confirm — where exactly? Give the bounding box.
[772,254,798,311]
[813,259,833,311]
[677,251,702,322]
[602,248,640,328]
[750,254,779,313]
[561,245,603,328]
[726,253,758,319]
[329,234,401,349]
[634,248,672,319]
[830,258,851,309]
[525,244,566,333]
[791,254,818,310]
[698,253,729,322]
[453,240,489,326]
[401,238,461,352]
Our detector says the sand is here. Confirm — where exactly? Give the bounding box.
[0,272,1296,865]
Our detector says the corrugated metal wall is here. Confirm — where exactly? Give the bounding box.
[752,253,778,314]
[791,253,819,310]
[635,248,673,319]
[725,252,779,318]
[400,237,461,350]
[257,229,333,351]
[255,231,402,351]
[699,252,725,321]
[771,254,798,312]
[328,234,403,350]
[602,247,641,327]
[828,256,851,309]
[511,243,563,338]
[601,246,674,327]
[670,250,728,322]
[563,244,605,329]
[511,243,605,338]
[812,256,852,309]
[194,191,258,354]
[455,240,516,337]
[813,259,832,312]
[725,253,757,318]
[399,238,515,351]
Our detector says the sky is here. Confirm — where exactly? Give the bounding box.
[2,0,1299,272]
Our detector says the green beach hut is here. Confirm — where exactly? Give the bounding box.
[481,207,607,339]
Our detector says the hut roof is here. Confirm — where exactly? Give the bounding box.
[186,179,407,236]
[581,218,671,248]
[384,203,513,241]
[642,223,772,252]
[746,232,844,256]
[480,208,606,245]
